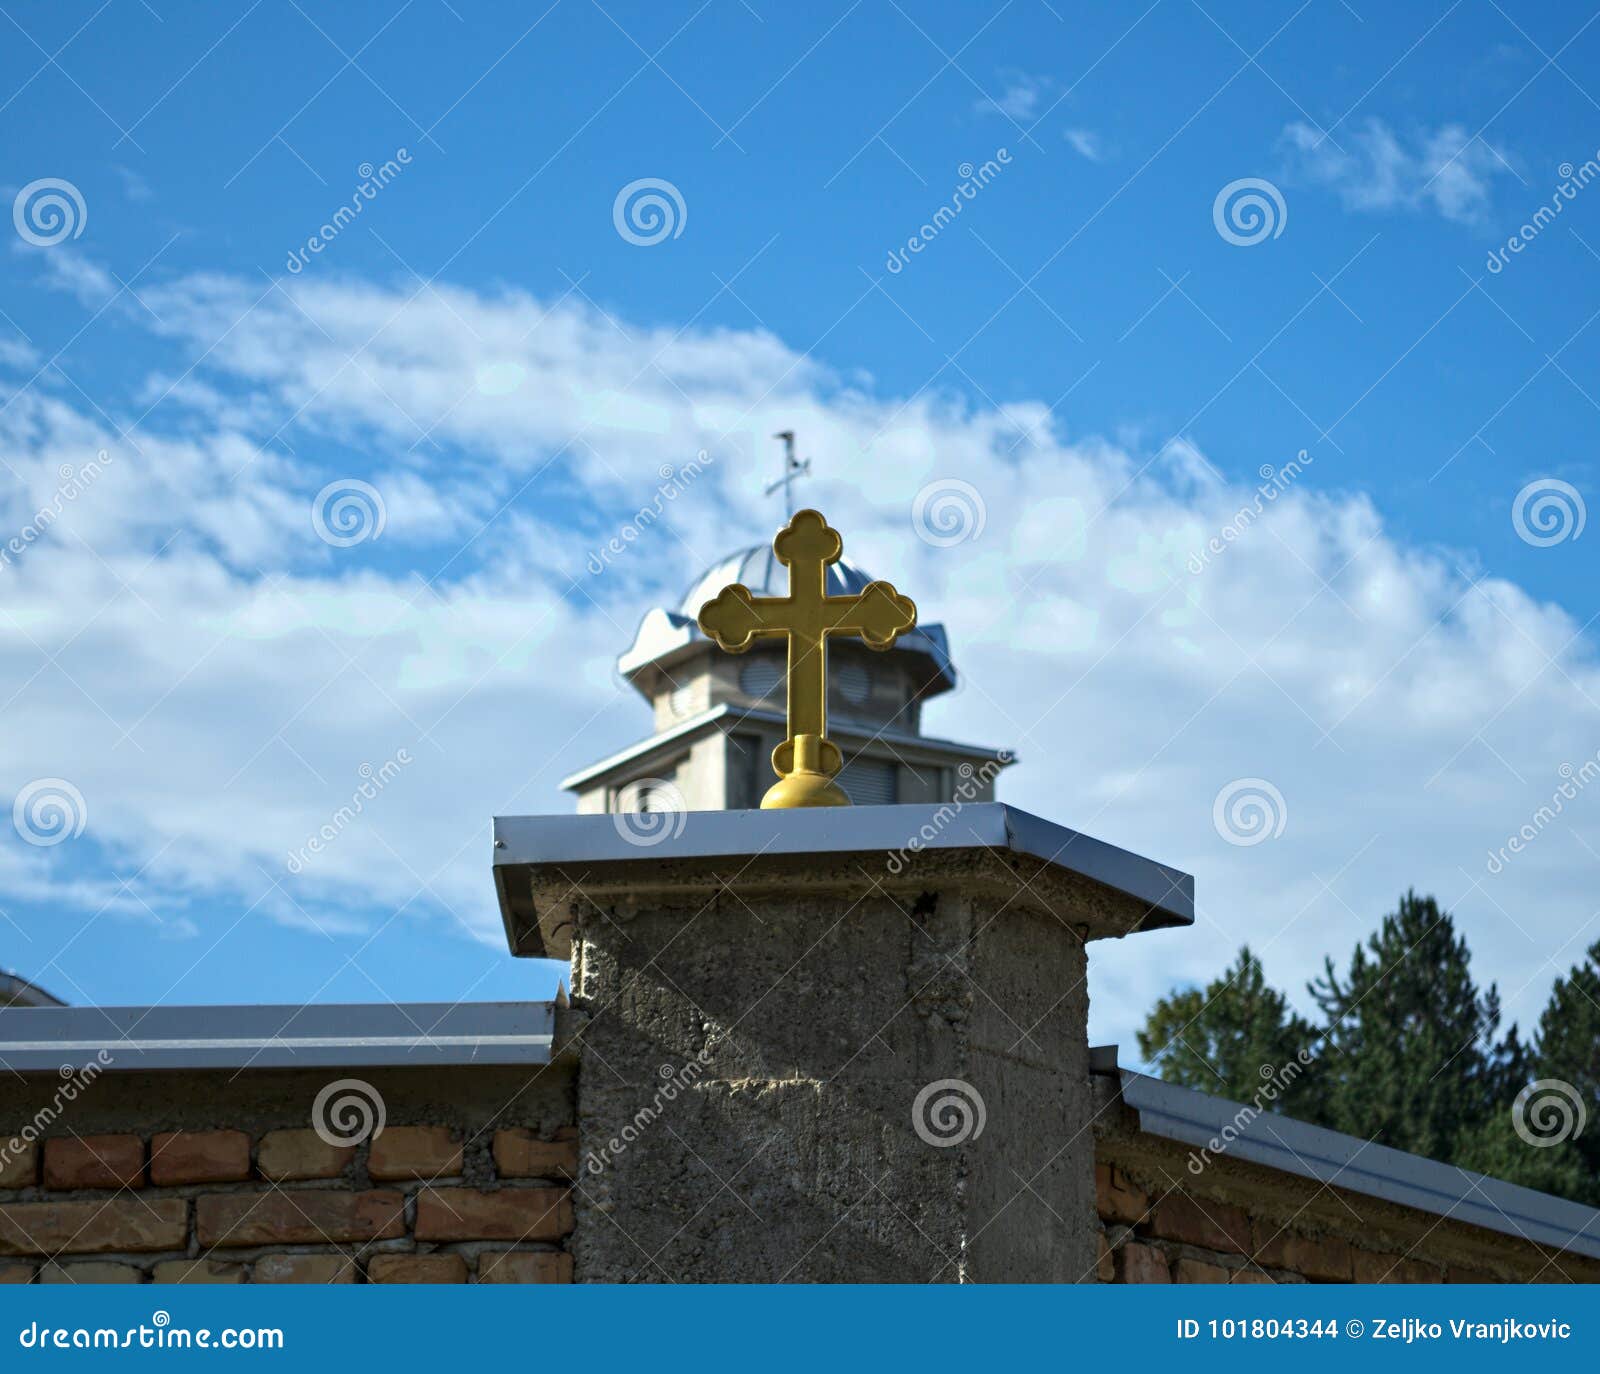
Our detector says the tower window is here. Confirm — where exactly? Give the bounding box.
[835,662,871,705]
[739,658,784,700]
[837,758,897,806]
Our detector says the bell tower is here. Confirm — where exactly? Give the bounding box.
[562,445,1013,814]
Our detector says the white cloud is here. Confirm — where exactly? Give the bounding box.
[0,338,38,370]
[1063,129,1103,162]
[33,250,120,308]
[5,263,1597,1067]
[1282,118,1513,222]
[975,73,1048,121]
[115,167,153,203]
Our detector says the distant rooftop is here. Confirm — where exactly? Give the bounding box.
[0,970,64,1009]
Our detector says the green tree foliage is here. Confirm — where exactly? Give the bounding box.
[1309,891,1518,1164]
[1134,945,1320,1115]
[1136,894,1600,1208]
[1459,941,1600,1206]
[1532,939,1600,1181]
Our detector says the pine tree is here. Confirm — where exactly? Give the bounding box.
[1135,895,1598,1208]
[1461,941,1600,1206]
[1136,945,1320,1114]
[1532,938,1600,1180]
[1309,891,1510,1164]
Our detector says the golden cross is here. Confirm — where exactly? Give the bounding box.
[697,509,917,808]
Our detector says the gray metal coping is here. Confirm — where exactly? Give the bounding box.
[1093,1048,1600,1262]
[493,801,1194,934]
[0,1001,556,1074]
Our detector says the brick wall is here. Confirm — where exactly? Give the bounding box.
[1094,1082,1600,1284]
[1,1064,575,1284]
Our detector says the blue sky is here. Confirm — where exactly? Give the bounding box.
[4,0,1600,1059]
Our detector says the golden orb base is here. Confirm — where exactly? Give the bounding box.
[761,733,851,809]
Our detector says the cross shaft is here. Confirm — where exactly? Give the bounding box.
[697,509,917,806]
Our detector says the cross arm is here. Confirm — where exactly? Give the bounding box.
[824,581,917,649]
[697,585,792,653]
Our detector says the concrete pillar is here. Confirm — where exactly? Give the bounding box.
[494,803,1190,1282]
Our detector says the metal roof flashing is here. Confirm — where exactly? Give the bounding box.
[1093,1051,1600,1262]
[493,802,1193,960]
[0,1001,557,1074]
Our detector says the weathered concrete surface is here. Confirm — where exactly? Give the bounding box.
[562,852,1100,1282]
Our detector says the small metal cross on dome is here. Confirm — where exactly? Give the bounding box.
[697,509,917,809]
[764,431,811,519]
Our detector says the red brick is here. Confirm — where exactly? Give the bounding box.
[367,1254,467,1284]
[1173,1257,1231,1283]
[0,1198,187,1255]
[149,1131,250,1186]
[413,1188,572,1243]
[43,1136,144,1190]
[1148,1192,1250,1254]
[1447,1265,1496,1283]
[493,1129,578,1180]
[1116,1240,1170,1283]
[252,1254,355,1284]
[0,1142,37,1189]
[368,1127,462,1181]
[478,1250,572,1283]
[256,1130,353,1181]
[40,1261,142,1284]
[152,1259,243,1284]
[1251,1226,1353,1282]
[196,1190,404,1248]
[1094,1161,1148,1226]
[1352,1249,1442,1284]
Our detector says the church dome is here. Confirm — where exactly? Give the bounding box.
[617,543,958,699]
[678,545,876,618]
